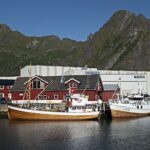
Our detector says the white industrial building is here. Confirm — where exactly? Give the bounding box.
[0,77,17,80]
[100,70,147,95]
[20,65,150,95]
[20,65,98,77]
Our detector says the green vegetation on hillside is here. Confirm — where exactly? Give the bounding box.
[1,10,150,76]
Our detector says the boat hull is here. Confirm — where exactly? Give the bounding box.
[111,109,150,118]
[8,105,100,120]
[109,104,150,118]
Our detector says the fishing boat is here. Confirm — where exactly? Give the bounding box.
[109,93,150,118]
[8,93,100,120]
[109,76,150,118]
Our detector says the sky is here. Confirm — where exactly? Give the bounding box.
[0,0,150,41]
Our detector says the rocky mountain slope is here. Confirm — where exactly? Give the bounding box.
[0,10,150,76]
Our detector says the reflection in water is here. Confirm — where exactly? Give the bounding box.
[0,117,150,150]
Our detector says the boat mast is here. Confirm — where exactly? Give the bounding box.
[28,62,32,100]
[119,76,123,100]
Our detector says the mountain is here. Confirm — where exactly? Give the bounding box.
[86,10,150,71]
[1,10,150,76]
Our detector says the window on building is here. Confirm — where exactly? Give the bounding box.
[69,82,77,88]
[40,82,45,89]
[0,93,4,98]
[8,85,12,89]
[8,93,12,100]
[43,95,47,100]
[0,85,4,89]
[19,93,24,96]
[73,83,76,87]
[54,94,58,100]
[63,94,67,99]
[69,83,73,87]
[38,95,42,100]
[31,79,44,89]
[38,95,47,100]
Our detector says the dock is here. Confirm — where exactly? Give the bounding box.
[0,104,8,118]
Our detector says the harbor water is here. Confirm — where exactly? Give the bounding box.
[0,117,150,150]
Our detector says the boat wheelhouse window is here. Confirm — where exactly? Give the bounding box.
[54,94,58,100]
[129,97,143,100]
[72,106,76,110]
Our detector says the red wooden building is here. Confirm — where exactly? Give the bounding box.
[102,84,119,101]
[11,74,104,101]
[0,79,15,101]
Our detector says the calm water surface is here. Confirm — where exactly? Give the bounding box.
[0,117,150,150]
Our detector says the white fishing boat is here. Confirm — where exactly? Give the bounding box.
[109,93,150,118]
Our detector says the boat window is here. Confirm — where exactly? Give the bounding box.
[129,97,143,100]
[72,106,76,110]
[76,106,82,109]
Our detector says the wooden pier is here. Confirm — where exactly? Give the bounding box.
[0,104,8,118]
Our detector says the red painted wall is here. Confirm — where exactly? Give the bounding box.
[12,91,25,100]
[102,91,119,101]
[0,85,12,100]
[11,76,103,101]
[12,90,100,101]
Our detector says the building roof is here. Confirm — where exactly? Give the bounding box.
[103,84,119,91]
[11,74,100,91]
[0,79,15,85]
